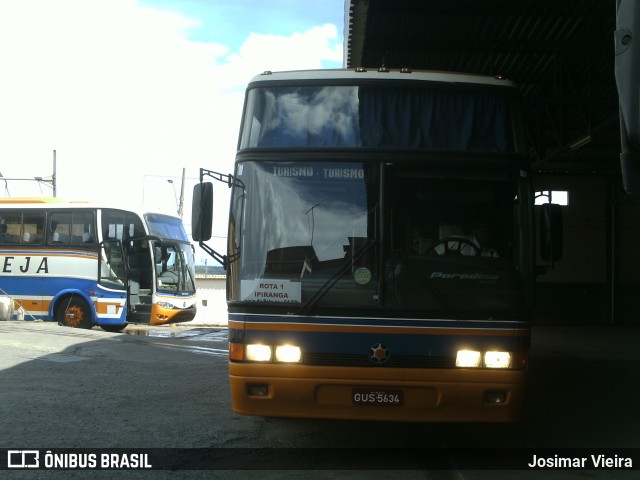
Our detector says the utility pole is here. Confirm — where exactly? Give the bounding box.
[178,167,186,218]
[53,150,57,197]
[1,150,57,196]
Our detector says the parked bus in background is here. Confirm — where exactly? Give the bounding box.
[0,198,197,331]
[193,69,562,422]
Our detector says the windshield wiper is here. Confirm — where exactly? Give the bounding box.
[297,239,377,316]
[176,249,195,292]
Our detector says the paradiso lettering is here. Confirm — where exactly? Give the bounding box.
[2,256,49,274]
[271,166,364,179]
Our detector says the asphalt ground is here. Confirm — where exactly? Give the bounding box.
[1,319,638,480]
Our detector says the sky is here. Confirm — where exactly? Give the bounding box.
[0,0,344,261]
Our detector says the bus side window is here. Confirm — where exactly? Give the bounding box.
[49,211,95,246]
[22,212,45,244]
[50,213,71,245]
[75,211,96,245]
[0,212,21,244]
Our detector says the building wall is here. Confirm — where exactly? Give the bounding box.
[534,175,639,324]
[193,275,227,325]
[614,194,640,322]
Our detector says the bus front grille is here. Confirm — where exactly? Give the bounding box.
[301,353,454,369]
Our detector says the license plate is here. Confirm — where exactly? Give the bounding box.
[352,388,403,406]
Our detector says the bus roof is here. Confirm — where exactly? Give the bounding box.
[248,68,517,88]
[0,197,67,204]
[0,198,181,220]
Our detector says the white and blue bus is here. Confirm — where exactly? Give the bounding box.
[0,198,197,331]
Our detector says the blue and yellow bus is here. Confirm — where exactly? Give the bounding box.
[0,198,197,331]
[193,69,560,422]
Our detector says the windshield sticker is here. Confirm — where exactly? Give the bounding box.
[353,267,372,285]
[241,279,302,303]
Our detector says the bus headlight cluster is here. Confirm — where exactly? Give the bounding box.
[456,349,512,368]
[155,302,176,309]
[245,344,302,363]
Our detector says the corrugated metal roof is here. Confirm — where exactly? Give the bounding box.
[345,0,621,176]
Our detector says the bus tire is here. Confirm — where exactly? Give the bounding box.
[57,297,93,329]
[100,324,127,333]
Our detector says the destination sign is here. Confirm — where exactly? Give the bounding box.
[241,279,302,303]
[271,166,364,179]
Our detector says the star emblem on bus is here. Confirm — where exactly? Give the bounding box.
[369,343,390,365]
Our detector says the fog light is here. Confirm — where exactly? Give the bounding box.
[246,344,272,362]
[247,384,269,397]
[485,390,507,404]
[456,349,482,367]
[275,345,301,363]
[484,351,511,368]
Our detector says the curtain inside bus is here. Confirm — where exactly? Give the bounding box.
[247,86,511,152]
[358,88,509,151]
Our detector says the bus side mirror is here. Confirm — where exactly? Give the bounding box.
[615,0,640,194]
[191,182,213,241]
[540,203,563,262]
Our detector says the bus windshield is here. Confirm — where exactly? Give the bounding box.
[145,213,197,293]
[230,160,525,316]
[240,85,516,152]
[154,243,196,294]
[145,213,190,241]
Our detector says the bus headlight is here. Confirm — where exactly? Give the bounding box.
[456,349,482,367]
[484,351,511,368]
[275,345,302,363]
[246,344,272,362]
[155,302,175,309]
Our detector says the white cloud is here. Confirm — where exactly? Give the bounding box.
[223,24,343,84]
[0,0,343,224]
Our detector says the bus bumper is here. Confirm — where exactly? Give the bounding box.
[150,304,197,325]
[229,363,526,422]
